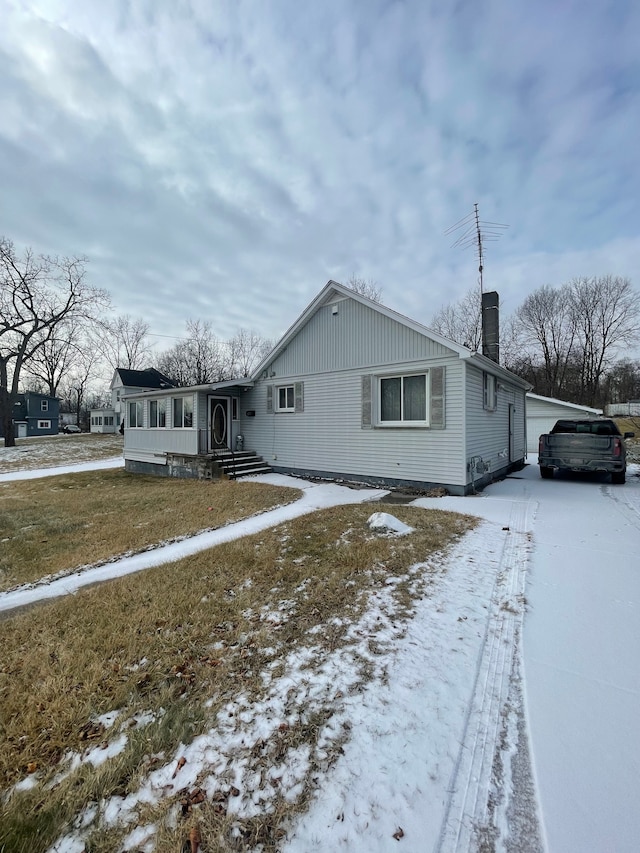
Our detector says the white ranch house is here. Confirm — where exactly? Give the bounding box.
[123,281,531,495]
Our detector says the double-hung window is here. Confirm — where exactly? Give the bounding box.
[129,401,143,428]
[173,396,194,428]
[379,373,428,425]
[150,399,166,428]
[41,400,49,412]
[277,385,295,413]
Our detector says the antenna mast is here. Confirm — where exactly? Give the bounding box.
[445,203,508,295]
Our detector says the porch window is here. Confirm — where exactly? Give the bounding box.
[173,396,194,428]
[232,398,239,420]
[379,373,428,425]
[150,399,167,428]
[129,401,143,428]
[277,385,295,412]
[483,373,497,411]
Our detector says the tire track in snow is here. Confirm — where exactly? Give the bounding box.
[436,497,536,853]
[602,468,640,531]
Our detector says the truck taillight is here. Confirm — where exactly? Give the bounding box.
[613,437,622,457]
[539,436,544,454]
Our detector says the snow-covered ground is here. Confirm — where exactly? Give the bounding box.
[3,460,639,852]
[0,433,123,475]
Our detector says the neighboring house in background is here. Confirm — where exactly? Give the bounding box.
[0,392,59,438]
[122,281,531,495]
[90,368,175,434]
[525,393,602,455]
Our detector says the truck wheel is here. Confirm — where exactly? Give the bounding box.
[540,466,554,479]
[611,471,626,485]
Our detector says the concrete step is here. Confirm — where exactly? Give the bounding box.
[217,450,272,479]
[225,466,273,480]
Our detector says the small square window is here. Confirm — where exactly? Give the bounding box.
[379,374,428,425]
[277,386,295,412]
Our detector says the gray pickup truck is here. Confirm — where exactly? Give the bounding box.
[538,418,635,484]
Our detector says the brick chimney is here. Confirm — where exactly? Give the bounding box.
[481,291,499,363]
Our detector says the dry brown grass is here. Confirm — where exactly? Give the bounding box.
[0,503,476,853]
[0,472,299,591]
[613,417,640,463]
[613,416,640,435]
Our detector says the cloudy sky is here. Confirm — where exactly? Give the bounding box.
[1,0,639,346]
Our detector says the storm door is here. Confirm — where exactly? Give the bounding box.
[209,397,230,450]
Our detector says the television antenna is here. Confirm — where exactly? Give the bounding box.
[445,203,508,295]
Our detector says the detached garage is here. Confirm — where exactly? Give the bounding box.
[526,393,602,455]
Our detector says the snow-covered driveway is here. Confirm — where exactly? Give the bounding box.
[444,463,640,853]
[518,465,640,853]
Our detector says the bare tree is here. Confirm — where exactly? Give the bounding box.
[58,345,102,429]
[22,319,86,397]
[346,274,383,303]
[155,320,230,386]
[513,284,577,398]
[228,329,273,378]
[97,314,152,371]
[1,238,109,446]
[568,276,640,406]
[430,288,482,350]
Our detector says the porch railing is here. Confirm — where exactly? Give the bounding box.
[198,428,239,477]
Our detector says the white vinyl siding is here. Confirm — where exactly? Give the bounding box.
[269,297,458,376]
[465,364,526,475]
[240,358,466,488]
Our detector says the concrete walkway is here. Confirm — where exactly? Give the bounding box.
[0,473,386,614]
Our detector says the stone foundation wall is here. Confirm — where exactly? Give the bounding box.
[125,454,223,480]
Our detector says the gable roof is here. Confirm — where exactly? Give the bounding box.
[112,367,175,390]
[526,392,602,415]
[251,280,531,389]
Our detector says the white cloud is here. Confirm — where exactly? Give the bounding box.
[0,0,638,343]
